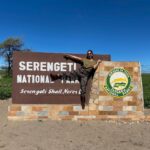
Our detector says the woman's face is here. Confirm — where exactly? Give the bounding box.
[87,51,93,59]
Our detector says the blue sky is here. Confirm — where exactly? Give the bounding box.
[0,0,150,71]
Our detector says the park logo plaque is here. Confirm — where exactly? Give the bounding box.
[104,68,133,97]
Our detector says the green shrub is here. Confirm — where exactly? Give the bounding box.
[0,75,12,100]
[142,74,150,108]
[144,97,150,108]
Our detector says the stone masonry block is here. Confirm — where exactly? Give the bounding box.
[49,105,64,111]
[74,115,96,120]
[32,106,45,111]
[88,103,97,110]
[112,101,128,107]
[91,89,99,95]
[98,101,113,106]
[133,75,138,81]
[21,105,32,113]
[93,72,99,79]
[90,94,98,100]
[92,81,98,88]
[38,116,48,119]
[133,67,139,72]
[73,106,82,111]
[128,62,139,67]
[63,106,73,111]
[117,111,128,116]
[8,111,17,116]
[9,105,21,111]
[136,106,144,111]
[25,116,38,120]
[58,111,69,116]
[99,71,108,77]
[123,96,133,101]
[132,82,138,92]
[99,62,105,69]
[8,116,25,121]
[99,76,105,83]
[60,116,74,120]
[79,111,89,115]
[98,106,113,111]
[104,66,114,71]
[103,61,114,66]
[128,111,144,116]
[69,111,79,115]
[89,98,94,104]
[99,111,117,115]
[113,105,123,111]
[123,106,137,111]
[92,98,99,104]
[16,111,25,116]
[128,101,137,106]
[88,110,99,115]
[37,110,49,116]
[99,96,113,101]
[124,67,133,72]
[130,92,137,96]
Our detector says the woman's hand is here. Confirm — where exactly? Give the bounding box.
[97,59,102,64]
[64,55,70,60]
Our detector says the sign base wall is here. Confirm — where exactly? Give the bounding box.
[8,61,146,121]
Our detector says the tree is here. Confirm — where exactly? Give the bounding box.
[0,37,31,75]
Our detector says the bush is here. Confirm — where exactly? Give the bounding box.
[144,97,150,108]
[142,74,150,108]
[0,75,12,100]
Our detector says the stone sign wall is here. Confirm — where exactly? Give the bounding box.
[8,61,145,121]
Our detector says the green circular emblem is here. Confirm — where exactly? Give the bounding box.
[104,68,133,97]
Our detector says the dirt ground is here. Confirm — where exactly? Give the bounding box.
[0,99,150,150]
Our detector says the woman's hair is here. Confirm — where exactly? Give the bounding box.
[87,50,93,54]
[86,50,94,59]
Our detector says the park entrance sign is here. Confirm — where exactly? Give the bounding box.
[8,52,146,121]
[12,51,110,104]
